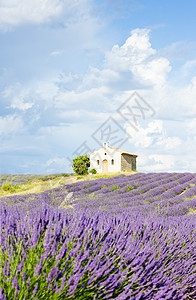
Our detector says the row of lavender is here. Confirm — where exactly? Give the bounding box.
[65,172,196,217]
[1,173,196,218]
[0,203,196,299]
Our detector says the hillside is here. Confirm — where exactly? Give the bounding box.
[1,172,196,217]
[0,171,135,196]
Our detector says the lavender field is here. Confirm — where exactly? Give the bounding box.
[0,172,196,299]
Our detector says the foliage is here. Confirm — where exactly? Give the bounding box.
[89,169,97,174]
[1,182,15,192]
[127,185,134,191]
[1,182,21,193]
[77,176,84,180]
[111,184,120,191]
[72,155,90,175]
[37,174,69,181]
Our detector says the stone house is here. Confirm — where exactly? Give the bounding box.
[89,142,137,173]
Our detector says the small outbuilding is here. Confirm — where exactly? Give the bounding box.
[89,142,137,173]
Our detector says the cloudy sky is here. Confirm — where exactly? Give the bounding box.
[0,0,196,174]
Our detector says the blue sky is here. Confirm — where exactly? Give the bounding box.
[0,0,196,174]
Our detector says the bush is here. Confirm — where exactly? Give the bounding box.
[89,168,97,174]
[77,176,84,180]
[72,154,90,175]
[1,182,15,192]
[60,173,69,177]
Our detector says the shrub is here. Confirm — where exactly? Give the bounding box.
[60,173,69,177]
[72,154,90,175]
[89,168,97,174]
[1,182,15,192]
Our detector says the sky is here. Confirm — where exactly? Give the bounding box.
[0,0,196,174]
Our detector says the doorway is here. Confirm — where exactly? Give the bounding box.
[102,160,108,173]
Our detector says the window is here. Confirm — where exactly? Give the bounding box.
[111,159,114,165]
[97,160,99,165]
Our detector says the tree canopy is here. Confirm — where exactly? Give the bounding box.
[72,154,90,175]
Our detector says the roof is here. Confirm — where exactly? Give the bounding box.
[89,146,138,157]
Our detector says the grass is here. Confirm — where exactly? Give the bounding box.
[189,208,196,214]
[183,195,196,201]
[0,176,74,197]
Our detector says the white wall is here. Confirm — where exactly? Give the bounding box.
[90,147,121,173]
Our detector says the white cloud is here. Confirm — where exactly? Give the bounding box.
[133,57,171,87]
[59,109,108,123]
[50,50,63,56]
[55,85,112,111]
[187,76,196,95]
[133,117,196,172]
[158,41,196,62]
[0,115,24,136]
[145,154,175,172]
[2,82,34,111]
[181,59,196,76]
[81,67,121,90]
[159,77,196,119]
[1,28,196,173]
[104,28,171,87]
[126,120,165,148]
[9,95,34,111]
[0,0,96,31]
[140,150,196,173]
[105,29,156,70]
[0,0,63,31]
[2,29,196,130]
[186,118,196,134]
[137,153,176,172]
[3,81,59,111]
[156,136,182,150]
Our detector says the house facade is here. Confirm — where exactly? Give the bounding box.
[89,142,137,173]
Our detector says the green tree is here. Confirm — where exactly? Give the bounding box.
[72,154,90,175]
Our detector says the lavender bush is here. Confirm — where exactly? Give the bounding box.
[0,172,196,299]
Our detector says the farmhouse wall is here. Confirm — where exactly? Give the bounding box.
[90,148,121,173]
[121,154,136,171]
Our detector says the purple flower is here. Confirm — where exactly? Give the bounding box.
[46,267,58,282]
[22,270,26,282]
[33,283,38,296]
[12,276,19,289]
[27,277,31,288]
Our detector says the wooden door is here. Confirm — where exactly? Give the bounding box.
[102,160,108,173]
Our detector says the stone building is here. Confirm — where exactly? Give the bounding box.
[89,142,137,173]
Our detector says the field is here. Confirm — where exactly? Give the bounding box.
[0,172,196,299]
